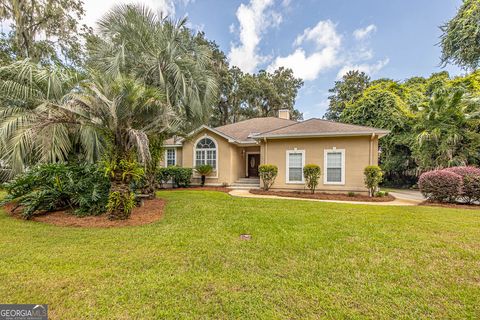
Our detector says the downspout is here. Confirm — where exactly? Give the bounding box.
[369,133,375,165]
[263,137,268,164]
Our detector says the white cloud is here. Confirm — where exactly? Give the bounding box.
[353,24,377,40]
[269,20,342,81]
[82,0,179,28]
[336,58,389,79]
[228,0,281,73]
[294,20,341,49]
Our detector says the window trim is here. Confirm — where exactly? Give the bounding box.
[324,148,345,185]
[193,135,218,178]
[286,149,305,184]
[165,148,176,167]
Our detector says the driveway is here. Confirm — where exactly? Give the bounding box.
[387,189,425,202]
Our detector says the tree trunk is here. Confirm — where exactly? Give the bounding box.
[108,171,133,220]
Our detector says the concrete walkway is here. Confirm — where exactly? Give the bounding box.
[229,189,423,206]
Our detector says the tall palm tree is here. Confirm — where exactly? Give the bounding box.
[88,4,218,127]
[414,88,480,170]
[0,60,175,219]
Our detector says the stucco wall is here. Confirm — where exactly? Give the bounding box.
[159,147,182,168]
[261,136,379,193]
[181,129,234,185]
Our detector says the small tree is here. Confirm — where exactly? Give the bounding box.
[195,164,213,187]
[258,164,278,191]
[303,164,321,194]
[364,165,383,197]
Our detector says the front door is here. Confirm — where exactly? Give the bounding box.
[247,154,260,177]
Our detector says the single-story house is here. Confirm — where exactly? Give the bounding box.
[162,110,389,193]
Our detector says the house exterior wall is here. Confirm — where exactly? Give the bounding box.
[181,129,236,185]
[261,135,379,193]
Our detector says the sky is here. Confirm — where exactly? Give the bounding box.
[52,0,470,118]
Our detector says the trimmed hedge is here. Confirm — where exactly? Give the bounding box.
[156,166,193,188]
[443,166,480,203]
[258,164,278,191]
[419,170,463,203]
[303,164,321,194]
[364,165,383,197]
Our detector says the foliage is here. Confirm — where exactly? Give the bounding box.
[413,88,480,170]
[1,163,110,219]
[325,70,370,120]
[157,167,193,188]
[444,166,480,203]
[303,164,321,194]
[363,166,384,197]
[156,167,172,188]
[375,190,388,197]
[87,4,217,127]
[195,164,213,187]
[103,158,144,184]
[258,164,278,191]
[106,191,136,216]
[0,0,87,66]
[418,170,463,203]
[440,0,480,70]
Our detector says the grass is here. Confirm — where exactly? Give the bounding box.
[0,190,479,319]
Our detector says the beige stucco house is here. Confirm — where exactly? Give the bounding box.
[162,110,389,193]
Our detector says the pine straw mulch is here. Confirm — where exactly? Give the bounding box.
[419,200,480,210]
[3,198,165,228]
[249,189,396,202]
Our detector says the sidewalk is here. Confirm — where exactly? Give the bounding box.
[229,189,422,206]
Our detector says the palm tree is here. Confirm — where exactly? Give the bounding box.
[0,60,175,219]
[87,3,218,127]
[414,88,480,170]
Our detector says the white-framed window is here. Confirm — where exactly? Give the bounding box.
[195,137,217,170]
[165,148,176,166]
[324,149,345,185]
[286,150,305,184]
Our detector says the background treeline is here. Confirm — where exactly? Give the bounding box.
[326,70,480,186]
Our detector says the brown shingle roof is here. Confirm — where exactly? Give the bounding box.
[214,117,297,142]
[254,118,389,138]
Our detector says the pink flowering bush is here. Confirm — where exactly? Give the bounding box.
[418,170,463,202]
[444,166,480,203]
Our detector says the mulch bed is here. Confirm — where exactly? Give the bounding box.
[250,189,396,202]
[419,200,480,210]
[159,186,231,193]
[3,198,165,228]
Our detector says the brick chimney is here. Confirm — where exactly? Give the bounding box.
[278,109,290,120]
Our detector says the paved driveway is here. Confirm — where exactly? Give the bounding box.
[387,189,425,202]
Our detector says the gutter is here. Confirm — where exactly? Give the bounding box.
[253,131,390,140]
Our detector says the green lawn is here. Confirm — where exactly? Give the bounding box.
[0,191,479,319]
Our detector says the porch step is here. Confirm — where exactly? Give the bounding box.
[229,177,260,189]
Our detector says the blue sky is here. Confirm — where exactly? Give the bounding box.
[84,0,466,117]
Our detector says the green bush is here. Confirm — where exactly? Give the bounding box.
[195,164,213,186]
[303,164,321,194]
[347,192,356,197]
[364,165,384,197]
[375,190,388,197]
[156,166,193,188]
[258,164,278,191]
[2,163,110,219]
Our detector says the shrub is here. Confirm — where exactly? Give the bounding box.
[2,163,110,219]
[195,164,213,187]
[170,167,193,188]
[303,164,321,194]
[347,192,355,197]
[418,170,462,202]
[375,190,388,197]
[258,164,278,191]
[156,167,172,188]
[443,166,480,203]
[364,165,383,197]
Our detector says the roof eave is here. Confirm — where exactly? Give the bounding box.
[253,131,390,140]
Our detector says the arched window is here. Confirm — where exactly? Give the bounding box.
[195,137,217,169]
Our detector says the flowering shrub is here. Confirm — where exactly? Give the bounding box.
[418,170,463,202]
[444,166,480,203]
